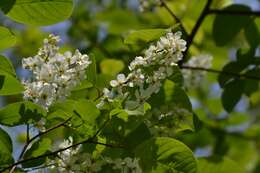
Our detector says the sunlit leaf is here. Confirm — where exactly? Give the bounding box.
[135,137,197,173]
[22,138,52,168]
[0,70,24,96]
[198,157,244,173]
[100,59,125,76]
[0,26,16,51]
[0,101,47,126]
[5,0,73,26]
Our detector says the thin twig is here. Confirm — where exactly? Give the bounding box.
[8,117,72,172]
[159,0,188,36]
[2,116,112,172]
[208,9,260,16]
[0,139,124,172]
[181,65,260,80]
[179,0,213,65]
[26,124,30,143]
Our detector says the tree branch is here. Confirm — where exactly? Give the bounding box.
[0,139,124,172]
[8,117,72,172]
[2,116,113,172]
[208,9,260,16]
[179,0,213,65]
[181,65,260,80]
[159,0,188,36]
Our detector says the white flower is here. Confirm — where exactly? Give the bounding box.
[110,73,127,87]
[98,31,187,110]
[47,136,142,173]
[22,34,91,110]
[182,54,213,88]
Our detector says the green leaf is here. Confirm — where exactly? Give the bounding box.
[218,62,245,88]
[244,19,260,48]
[135,137,197,173]
[86,54,97,85]
[110,109,129,121]
[72,80,93,91]
[168,65,184,86]
[124,123,152,149]
[0,128,13,167]
[22,138,51,168]
[74,99,100,123]
[213,4,251,46]
[0,127,12,153]
[221,79,244,112]
[0,71,24,95]
[0,26,16,51]
[100,59,125,76]
[0,0,15,13]
[96,9,142,34]
[49,99,100,138]
[0,101,47,126]
[124,29,168,45]
[0,55,16,76]
[243,68,260,96]
[5,0,73,26]
[198,157,244,173]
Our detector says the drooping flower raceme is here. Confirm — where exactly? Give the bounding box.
[22,34,91,109]
[97,32,187,109]
[181,54,213,88]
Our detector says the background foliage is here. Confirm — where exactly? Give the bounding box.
[0,0,260,172]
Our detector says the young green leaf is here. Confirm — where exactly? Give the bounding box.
[135,137,197,173]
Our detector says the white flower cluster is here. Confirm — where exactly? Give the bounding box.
[182,54,213,88]
[98,32,186,109]
[139,0,161,11]
[49,137,103,172]
[48,137,142,173]
[22,34,91,109]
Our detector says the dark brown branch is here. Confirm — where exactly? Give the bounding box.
[2,116,113,172]
[0,139,124,172]
[179,0,213,65]
[26,124,30,143]
[208,9,260,16]
[159,0,188,36]
[181,65,260,80]
[10,117,72,173]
